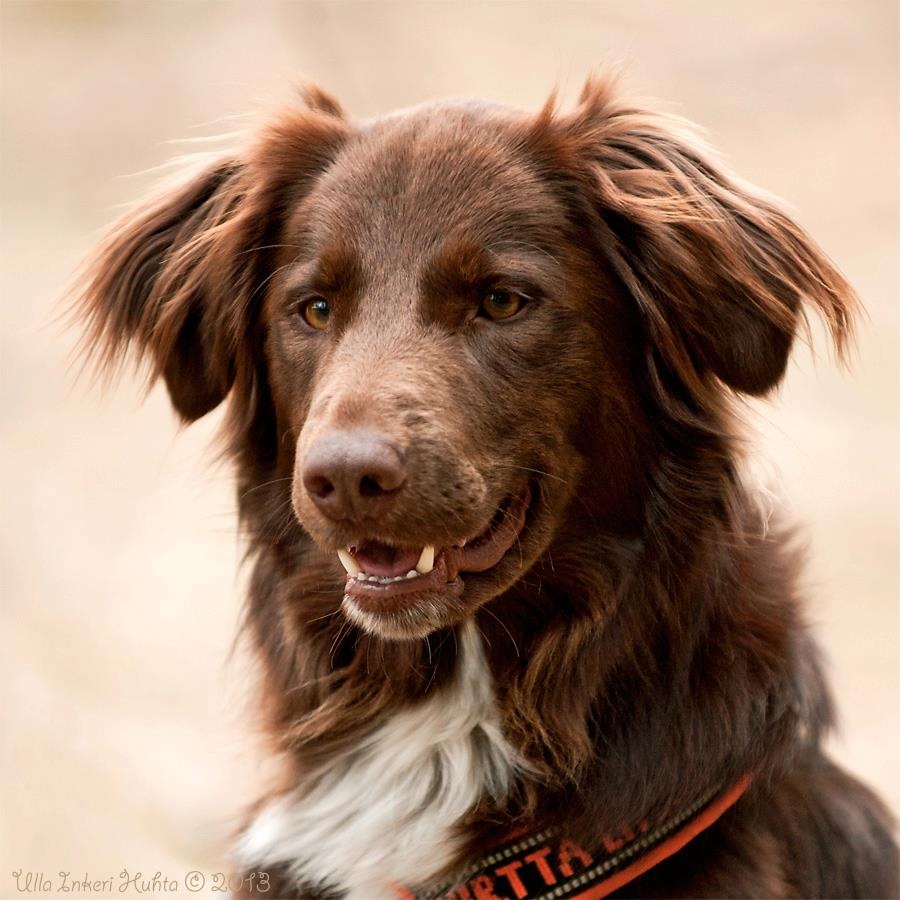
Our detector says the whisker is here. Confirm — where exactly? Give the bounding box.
[493,463,569,485]
[248,260,297,303]
[237,243,304,257]
[485,239,566,286]
[329,620,351,667]
[239,476,294,501]
[305,607,342,625]
[475,622,492,650]
[481,605,520,657]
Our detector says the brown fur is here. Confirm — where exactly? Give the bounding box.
[74,76,897,898]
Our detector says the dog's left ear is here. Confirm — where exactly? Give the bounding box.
[539,78,856,396]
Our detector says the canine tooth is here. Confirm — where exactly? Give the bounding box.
[337,549,360,576]
[355,572,366,581]
[415,545,435,575]
[406,570,418,579]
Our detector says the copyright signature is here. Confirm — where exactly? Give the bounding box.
[10,868,270,894]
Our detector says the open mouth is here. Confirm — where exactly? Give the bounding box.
[337,484,531,614]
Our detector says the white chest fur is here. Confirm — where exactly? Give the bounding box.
[236,621,517,899]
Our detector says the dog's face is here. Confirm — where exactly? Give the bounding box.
[270,105,618,638]
[78,82,851,640]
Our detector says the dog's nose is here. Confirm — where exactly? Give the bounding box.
[302,430,407,521]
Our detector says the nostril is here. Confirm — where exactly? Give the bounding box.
[305,474,335,499]
[359,475,382,498]
[358,471,404,497]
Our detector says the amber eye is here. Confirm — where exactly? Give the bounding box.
[298,296,331,330]
[480,290,524,321]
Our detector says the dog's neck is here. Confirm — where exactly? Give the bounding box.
[475,492,827,837]
[239,441,829,855]
[238,620,520,898]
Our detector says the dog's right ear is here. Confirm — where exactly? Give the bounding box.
[75,94,347,422]
[77,158,246,421]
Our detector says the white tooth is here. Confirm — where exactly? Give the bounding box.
[406,570,418,579]
[367,575,379,582]
[355,572,366,581]
[415,545,435,575]
[337,548,360,576]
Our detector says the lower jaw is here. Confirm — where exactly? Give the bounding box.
[342,584,466,642]
[344,551,461,609]
[342,545,507,640]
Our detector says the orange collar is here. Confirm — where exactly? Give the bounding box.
[397,775,751,900]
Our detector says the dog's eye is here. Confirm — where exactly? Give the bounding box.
[298,296,331,331]
[479,290,524,322]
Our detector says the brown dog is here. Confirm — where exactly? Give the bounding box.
[76,78,897,898]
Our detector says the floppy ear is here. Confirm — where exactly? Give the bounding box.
[77,158,248,420]
[76,93,347,421]
[543,78,855,396]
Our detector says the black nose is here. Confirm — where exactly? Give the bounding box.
[302,429,407,521]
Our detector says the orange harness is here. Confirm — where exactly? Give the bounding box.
[396,775,751,900]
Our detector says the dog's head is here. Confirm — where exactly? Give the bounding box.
[77,79,853,640]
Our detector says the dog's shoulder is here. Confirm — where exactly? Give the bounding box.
[619,755,899,899]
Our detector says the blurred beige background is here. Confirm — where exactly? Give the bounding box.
[2,0,898,894]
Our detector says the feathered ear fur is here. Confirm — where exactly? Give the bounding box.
[537,76,856,397]
[75,90,347,422]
